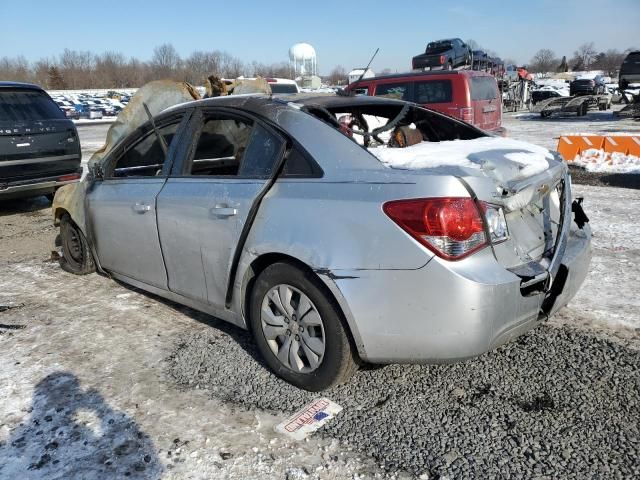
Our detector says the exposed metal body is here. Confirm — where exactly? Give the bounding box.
[53,94,592,364]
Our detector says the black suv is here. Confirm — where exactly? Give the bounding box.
[0,82,82,200]
[412,38,472,71]
[619,51,640,90]
[569,76,606,96]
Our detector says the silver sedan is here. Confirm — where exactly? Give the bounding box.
[52,94,591,391]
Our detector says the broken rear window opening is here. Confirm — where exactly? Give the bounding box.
[303,101,482,150]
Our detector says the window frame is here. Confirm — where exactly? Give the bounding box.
[413,79,454,104]
[172,107,287,180]
[469,76,498,101]
[373,82,412,101]
[101,110,190,180]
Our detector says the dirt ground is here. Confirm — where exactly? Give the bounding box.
[0,198,388,479]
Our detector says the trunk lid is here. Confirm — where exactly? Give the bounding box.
[0,119,81,182]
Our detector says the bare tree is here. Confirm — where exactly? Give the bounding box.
[220,53,245,78]
[251,61,291,79]
[184,50,224,84]
[151,43,182,79]
[59,49,95,89]
[571,42,597,71]
[327,65,347,85]
[529,49,558,74]
[94,52,126,88]
[592,49,626,76]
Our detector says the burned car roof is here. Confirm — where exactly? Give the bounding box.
[164,93,410,117]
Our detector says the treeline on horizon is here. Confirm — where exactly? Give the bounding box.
[0,41,636,91]
[0,43,351,90]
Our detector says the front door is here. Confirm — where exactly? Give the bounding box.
[87,113,185,289]
[156,110,285,307]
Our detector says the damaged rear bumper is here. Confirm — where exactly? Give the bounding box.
[318,217,592,364]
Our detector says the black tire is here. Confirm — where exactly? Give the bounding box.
[446,61,453,71]
[59,214,96,275]
[249,262,358,391]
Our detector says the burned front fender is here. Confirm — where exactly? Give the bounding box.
[52,180,88,233]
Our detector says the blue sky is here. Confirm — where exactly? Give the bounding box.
[1,0,638,74]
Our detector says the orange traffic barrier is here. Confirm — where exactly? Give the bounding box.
[557,135,640,161]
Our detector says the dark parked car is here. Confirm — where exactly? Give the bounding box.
[0,82,82,200]
[619,51,640,90]
[569,76,606,96]
[530,89,565,105]
[412,38,472,71]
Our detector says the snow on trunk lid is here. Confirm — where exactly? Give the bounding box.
[368,136,555,183]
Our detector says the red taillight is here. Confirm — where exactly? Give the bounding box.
[439,55,446,65]
[460,107,474,123]
[383,198,487,260]
[59,173,81,182]
[266,78,277,83]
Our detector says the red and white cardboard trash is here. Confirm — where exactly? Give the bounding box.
[275,398,343,440]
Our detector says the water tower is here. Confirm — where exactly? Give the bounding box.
[289,43,317,77]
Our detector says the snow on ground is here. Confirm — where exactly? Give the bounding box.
[572,149,640,173]
[0,261,389,480]
[558,184,640,332]
[502,106,640,152]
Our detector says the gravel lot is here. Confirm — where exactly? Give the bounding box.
[169,325,640,478]
[1,117,639,479]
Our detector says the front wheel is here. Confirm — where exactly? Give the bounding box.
[249,262,358,391]
[59,214,96,275]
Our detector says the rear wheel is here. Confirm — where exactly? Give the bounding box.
[59,214,96,275]
[446,61,453,71]
[249,262,358,391]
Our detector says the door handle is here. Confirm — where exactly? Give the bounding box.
[132,202,152,214]
[210,204,237,217]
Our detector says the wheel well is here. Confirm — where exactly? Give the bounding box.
[242,252,363,362]
[53,207,69,226]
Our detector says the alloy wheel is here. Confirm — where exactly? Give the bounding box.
[260,284,326,373]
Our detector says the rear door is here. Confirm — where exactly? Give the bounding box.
[0,88,80,184]
[469,75,501,132]
[157,108,286,307]
[87,112,187,289]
